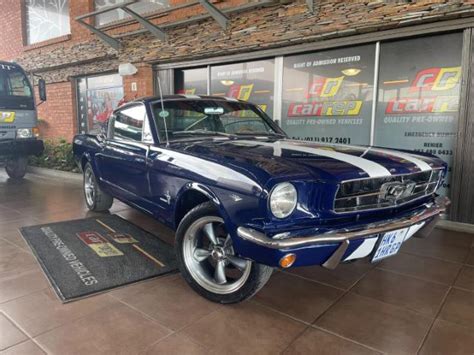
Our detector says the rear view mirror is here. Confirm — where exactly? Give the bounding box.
[38,79,47,102]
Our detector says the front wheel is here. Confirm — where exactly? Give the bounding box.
[5,156,28,179]
[175,202,273,304]
[83,162,113,211]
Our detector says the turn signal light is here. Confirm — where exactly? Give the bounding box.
[32,127,40,138]
[279,253,296,268]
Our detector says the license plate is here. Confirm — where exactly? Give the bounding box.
[372,228,409,262]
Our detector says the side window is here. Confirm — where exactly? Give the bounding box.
[112,105,147,142]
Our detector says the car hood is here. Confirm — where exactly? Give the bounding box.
[167,137,446,186]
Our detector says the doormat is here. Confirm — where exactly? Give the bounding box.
[20,214,177,302]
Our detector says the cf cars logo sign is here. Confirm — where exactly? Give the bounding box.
[380,181,416,202]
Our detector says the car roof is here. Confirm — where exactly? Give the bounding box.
[132,95,248,106]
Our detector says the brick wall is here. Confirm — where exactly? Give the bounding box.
[0,0,23,61]
[35,82,77,142]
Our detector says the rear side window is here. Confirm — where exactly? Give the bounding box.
[112,105,146,142]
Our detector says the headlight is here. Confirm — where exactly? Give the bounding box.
[16,128,33,138]
[269,182,297,218]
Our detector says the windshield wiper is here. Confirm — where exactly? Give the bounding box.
[172,130,236,138]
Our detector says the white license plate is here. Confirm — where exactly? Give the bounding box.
[372,228,409,262]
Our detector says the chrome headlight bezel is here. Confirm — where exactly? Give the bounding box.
[269,182,297,219]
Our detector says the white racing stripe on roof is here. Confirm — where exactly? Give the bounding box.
[369,147,432,172]
[240,140,391,178]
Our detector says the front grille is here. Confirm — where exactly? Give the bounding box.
[334,169,443,213]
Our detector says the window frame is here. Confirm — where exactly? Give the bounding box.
[23,0,71,46]
[108,103,154,144]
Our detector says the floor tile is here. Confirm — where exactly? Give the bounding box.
[316,293,432,354]
[0,243,37,274]
[0,340,45,355]
[143,333,209,355]
[454,265,474,291]
[34,303,171,355]
[287,259,373,290]
[419,319,474,355]
[0,268,48,304]
[401,234,470,263]
[427,228,474,248]
[254,272,343,323]
[183,302,306,354]
[465,249,474,266]
[352,268,448,316]
[112,274,219,331]
[0,288,117,337]
[283,327,381,355]
[0,231,30,252]
[378,252,462,285]
[0,313,27,351]
[438,288,474,329]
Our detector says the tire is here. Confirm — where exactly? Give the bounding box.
[175,201,273,304]
[83,162,113,211]
[5,156,28,179]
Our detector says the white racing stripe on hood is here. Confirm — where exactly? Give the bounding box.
[300,140,433,173]
[368,147,432,172]
[238,140,391,178]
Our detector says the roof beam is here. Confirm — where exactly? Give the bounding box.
[121,6,167,41]
[198,0,229,30]
[75,18,122,50]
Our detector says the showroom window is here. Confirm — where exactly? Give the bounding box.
[76,73,124,134]
[167,32,464,198]
[94,0,169,26]
[210,60,275,117]
[281,45,375,145]
[174,67,208,95]
[25,0,71,45]
[374,33,463,196]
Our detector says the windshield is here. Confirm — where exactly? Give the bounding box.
[0,63,34,110]
[152,99,283,142]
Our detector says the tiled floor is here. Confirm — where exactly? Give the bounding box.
[0,170,473,354]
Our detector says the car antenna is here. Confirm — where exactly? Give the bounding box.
[157,76,170,147]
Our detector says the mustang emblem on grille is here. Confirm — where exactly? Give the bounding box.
[380,181,416,202]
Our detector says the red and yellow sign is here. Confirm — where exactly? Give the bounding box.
[77,231,123,257]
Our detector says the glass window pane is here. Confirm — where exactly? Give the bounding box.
[375,33,463,197]
[25,0,70,45]
[114,105,145,141]
[95,0,169,26]
[76,73,124,134]
[210,59,275,117]
[174,67,208,95]
[281,45,375,145]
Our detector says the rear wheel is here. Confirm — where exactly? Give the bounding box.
[5,156,28,179]
[83,162,113,211]
[176,202,273,304]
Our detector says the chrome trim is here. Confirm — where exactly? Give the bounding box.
[237,196,449,250]
[332,168,443,214]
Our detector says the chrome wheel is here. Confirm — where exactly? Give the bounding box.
[182,216,251,294]
[84,168,95,207]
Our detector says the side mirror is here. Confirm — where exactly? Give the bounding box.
[38,79,47,102]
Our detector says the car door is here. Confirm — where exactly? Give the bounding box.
[97,103,153,209]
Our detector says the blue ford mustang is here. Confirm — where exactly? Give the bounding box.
[73,95,449,303]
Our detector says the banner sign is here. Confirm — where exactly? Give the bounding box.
[375,33,463,196]
[281,45,375,145]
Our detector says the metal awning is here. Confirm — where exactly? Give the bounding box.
[75,0,314,50]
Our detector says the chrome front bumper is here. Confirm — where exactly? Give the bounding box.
[237,196,449,269]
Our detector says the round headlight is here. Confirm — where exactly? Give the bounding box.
[270,182,297,219]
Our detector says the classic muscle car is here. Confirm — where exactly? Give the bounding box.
[73,95,449,303]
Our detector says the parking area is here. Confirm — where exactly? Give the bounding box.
[0,170,473,354]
